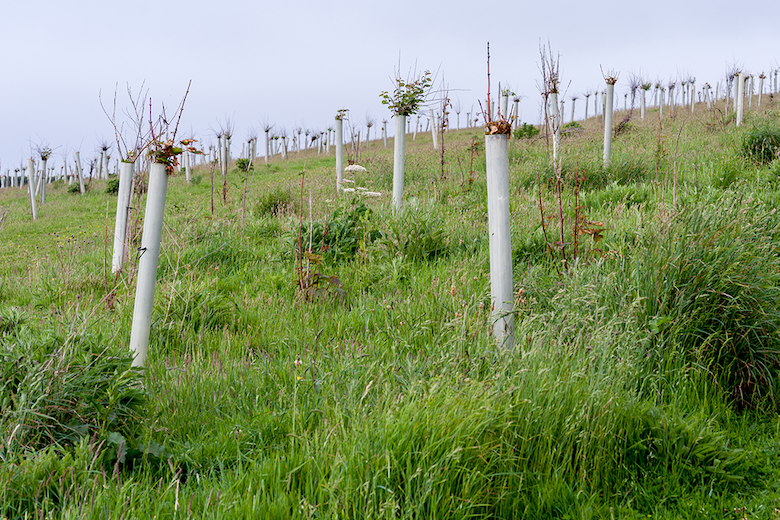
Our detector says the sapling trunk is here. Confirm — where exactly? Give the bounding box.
[603,81,615,167]
[392,115,406,211]
[736,72,745,126]
[112,161,134,273]
[129,162,169,368]
[335,118,344,192]
[550,92,561,166]
[485,134,514,349]
[27,159,37,220]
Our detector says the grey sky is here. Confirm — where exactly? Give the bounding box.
[1,0,777,170]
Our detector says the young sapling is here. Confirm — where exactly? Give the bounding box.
[584,91,591,120]
[335,109,346,192]
[129,85,200,367]
[380,66,432,211]
[570,95,577,123]
[602,70,618,167]
[736,71,745,126]
[640,82,651,119]
[484,43,514,349]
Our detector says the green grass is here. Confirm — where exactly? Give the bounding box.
[3,98,780,518]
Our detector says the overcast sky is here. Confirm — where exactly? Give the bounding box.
[0,0,777,171]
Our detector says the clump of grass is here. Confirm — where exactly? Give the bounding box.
[0,327,145,455]
[583,182,652,210]
[0,305,26,335]
[161,285,242,335]
[380,207,451,261]
[628,196,780,411]
[712,155,747,189]
[175,239,259,275]
[256,186,294,216]
[583,157,650,190]
[67,182,86,194]
[741,123,780,164]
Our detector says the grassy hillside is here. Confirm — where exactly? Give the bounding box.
[3,98,780,519]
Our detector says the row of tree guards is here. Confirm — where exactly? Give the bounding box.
[4,67,772,193]
[6,62,771,365]
[369,62,774,349]
[125,67,779,364]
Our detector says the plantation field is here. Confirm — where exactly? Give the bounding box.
[3,99,780,518]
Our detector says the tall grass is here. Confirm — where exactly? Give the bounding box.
[2,100,780,518]
[621,195,780,411]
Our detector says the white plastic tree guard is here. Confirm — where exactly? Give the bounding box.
[485,134,514,349]
[335,118,344,192]
[392,115,406,211]
[129,162,169,367]
[603,82,615,167]
[112,161,134,273]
